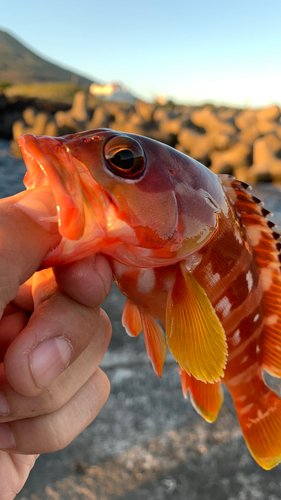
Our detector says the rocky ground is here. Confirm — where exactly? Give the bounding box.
[1,90,281,184]
[1,141,281,500]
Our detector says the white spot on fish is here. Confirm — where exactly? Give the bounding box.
[138,268,155,294]
[265,314,279,326]
[246,226,263,246]
[254,314,260,322]
[232,329,241,346]
[234,229,243,245]
[236,395,247,402]
[204,262,220,284]
[257,409,263,419]
[212,272,221,284]
[111,260,126,279]
[240,403,254,415]
[260,267,273,291]
[246,270,253,292]
[216,296,232,318]
[256,345,260,354]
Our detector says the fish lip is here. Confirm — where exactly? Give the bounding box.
[18,133,87,240]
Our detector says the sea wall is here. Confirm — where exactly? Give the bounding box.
[2,91,281,183]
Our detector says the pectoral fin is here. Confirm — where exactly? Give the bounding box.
[166,262,227,383]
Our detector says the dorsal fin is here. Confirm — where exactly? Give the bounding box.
[219,175,281,377]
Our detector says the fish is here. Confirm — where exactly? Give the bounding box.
[13,128,281,469]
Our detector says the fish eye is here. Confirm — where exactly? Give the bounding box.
[104,136,145,179]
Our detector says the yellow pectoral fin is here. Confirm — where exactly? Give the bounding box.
[166,262,227,383]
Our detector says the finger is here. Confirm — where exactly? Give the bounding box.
[12,278,34,311]
[4,247,113,398]
[0,310,111,421]
[0,452,39,499]
[0,304,29,361]
[4,279,106,397]
[0,188,60,312]
[0,368,110,454]
[54,254,112,307]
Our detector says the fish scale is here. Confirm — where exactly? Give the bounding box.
[12,128,281,469]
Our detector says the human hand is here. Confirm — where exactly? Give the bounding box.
[0,190,113,499]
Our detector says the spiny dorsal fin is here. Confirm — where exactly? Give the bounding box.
[219,175,281,377]
[166,262,227,383]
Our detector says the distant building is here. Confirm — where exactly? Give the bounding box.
[156,94,168,105]
[89,82,136,103]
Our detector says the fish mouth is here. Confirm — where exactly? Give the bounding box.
[18,133,85,240]
[18,133,105,242]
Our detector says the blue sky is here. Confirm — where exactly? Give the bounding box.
[2,0,281,107]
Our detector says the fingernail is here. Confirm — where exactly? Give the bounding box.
[0,393,10,417]
[0,423,16,449]
[30,337,73,388]
[94,254,112,296]
[14,187,58,234]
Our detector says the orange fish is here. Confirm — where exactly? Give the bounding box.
[13,128,281,469]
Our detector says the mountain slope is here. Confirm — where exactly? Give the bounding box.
[0,29,94,86]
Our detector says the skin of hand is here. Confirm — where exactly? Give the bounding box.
[0,192,113,500]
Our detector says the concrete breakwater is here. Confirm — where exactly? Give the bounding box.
[1,90,281,183]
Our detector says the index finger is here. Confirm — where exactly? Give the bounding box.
[0,188,61,311]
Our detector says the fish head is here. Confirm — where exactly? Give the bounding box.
[18,129,227,267]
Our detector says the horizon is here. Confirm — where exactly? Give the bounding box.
[1,0,281,108]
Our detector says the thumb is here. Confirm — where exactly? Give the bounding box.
[0,187,61,311]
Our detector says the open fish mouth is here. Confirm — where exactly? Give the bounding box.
[18,133,86,240]
[18,133,105,242]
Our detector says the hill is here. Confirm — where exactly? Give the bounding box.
[0,29,94,87]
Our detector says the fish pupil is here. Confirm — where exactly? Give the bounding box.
[111,149,135,170]
[104,135,146,179]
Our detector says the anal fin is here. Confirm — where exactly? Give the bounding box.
[179,367,223,422]
[232,378,281,469]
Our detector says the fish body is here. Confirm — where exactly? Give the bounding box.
[17,129,281,469]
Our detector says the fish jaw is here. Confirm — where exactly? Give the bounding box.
[18,133,108,265]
